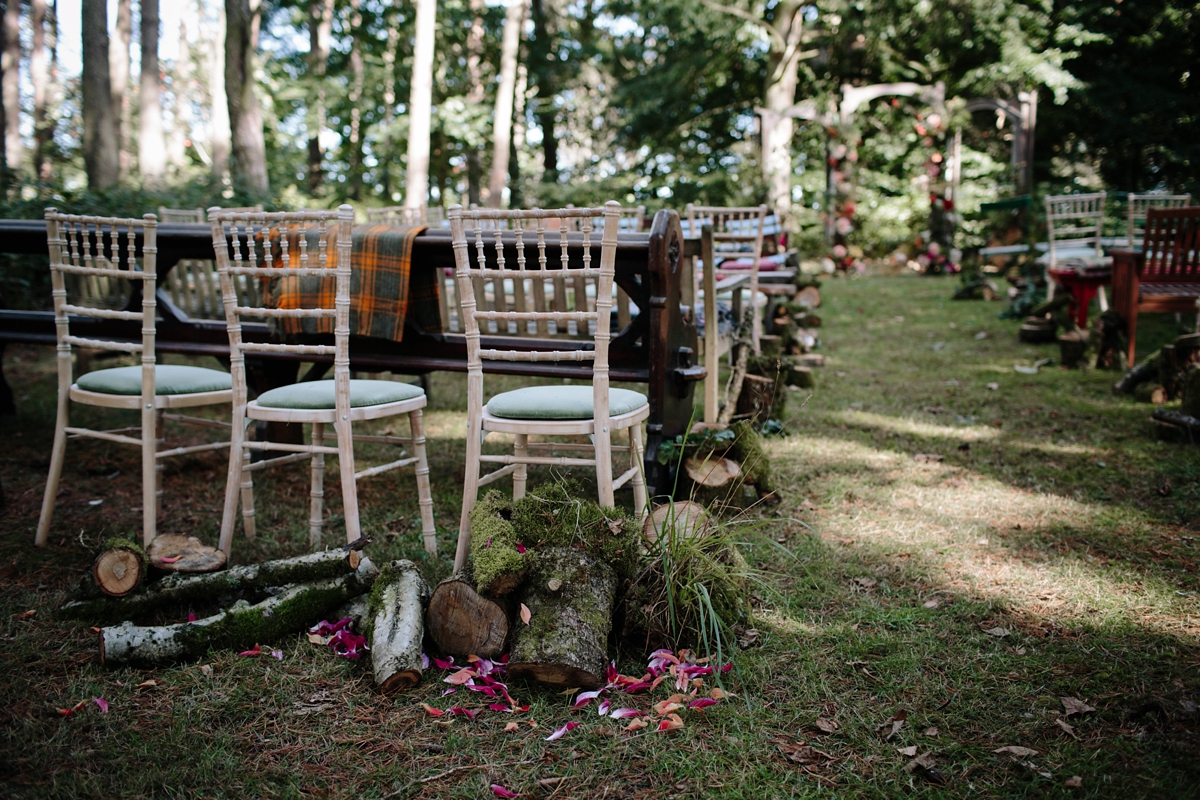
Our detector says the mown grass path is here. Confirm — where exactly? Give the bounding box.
[0,275,1196,798]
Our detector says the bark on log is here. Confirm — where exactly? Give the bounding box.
[147,534,227,573]
[1114,350,1161,395]
[1152,409,1200,444]
[508,547,615,689]
[426,564,510,659]
[736,373,775,424]
[367,560,430,694]
[62,548,361,624]
[98,557,378,665]
[93,540,146,597]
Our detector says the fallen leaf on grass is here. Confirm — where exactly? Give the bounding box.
[491,784,519,798]
[922,598,940,609]
[993,745,1038,757]
[199,664,213,678]
[1158,480,1172,497]
[519,603,531,626]
[923,726,939,736]
[773,737,836,766]
[986,382,999,390]
[814,717,839,734]
[1065,776,1083,787]
[878,709,907,741]
[624,717,649,731]
[903,752,943,784]
[914,453,944,463]
[504,722,520,733]
[1055,718,1077,737]
[897,746,918,757]
[983,627,1010,638]
[1061,697,1095,717]
[136,679,161,689]
[851,577,877,593]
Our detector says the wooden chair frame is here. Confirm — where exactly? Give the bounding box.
[209,204,436,557]
[365,204,446,227]
[36,209,233,547]
[159,206,263,319]
[1044,192,1107,303]
[449,202,649,572]
[1127,193,1191,247]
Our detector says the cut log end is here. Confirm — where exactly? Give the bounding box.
[93,548,144,597]
[508,662,603,690]
[642,501,712,547]
[378,669,422,694]
[148,534,227,573]
[684,455,741,488]
[426,576,510,659]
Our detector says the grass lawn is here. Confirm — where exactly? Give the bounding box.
[1,274,1197,798]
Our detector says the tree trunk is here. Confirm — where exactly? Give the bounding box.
[426,565,511,659]
[487,0,526,208]
[111,0,132,176]
[508,547,615,689]
[225,0,268,193]
[530,0,558,184]
[98,564,378,666]
[464,0,485,206]
[507,63,527,207]
[345,0,364,200]
[165,19,189,172]
[367,560,430,693]
[761,1,804,220]
[3,0,22,176]
[208,4,231,181]
[61,548,365,624]
[380,19,399,200]
[31,0,56,183]
[138,0,165,186]
[404,0,436,208]
[306,0,333,195]
[82,0,120,190]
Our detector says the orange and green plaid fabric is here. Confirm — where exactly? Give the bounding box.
[270,223,442,341]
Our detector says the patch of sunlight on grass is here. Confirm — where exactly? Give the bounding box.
[755,608,820,637]
[771,434,1200,638]
[826,409,1000,442]
[1011,440,1104,457]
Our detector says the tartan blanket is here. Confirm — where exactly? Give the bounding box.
[270,224,442,341]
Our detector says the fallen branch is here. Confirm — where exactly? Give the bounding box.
[367,560,430,694]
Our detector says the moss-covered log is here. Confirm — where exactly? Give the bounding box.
[62,548,362,624]
[1114,349,1162,395]
[468,492,530,597]
[508,547,616,689]
[1134,382,1168,404]
[98,558,379,666]
[92,538,147,597]
[366,560,430,694]
[426,564,511,659]
[147,534,227,573]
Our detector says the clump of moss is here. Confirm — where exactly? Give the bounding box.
[469,481,640,595]
[729,421,776,497]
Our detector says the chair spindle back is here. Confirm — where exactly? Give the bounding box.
[1127,193,1191,246]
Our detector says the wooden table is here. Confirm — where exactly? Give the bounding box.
[0,212,706,495]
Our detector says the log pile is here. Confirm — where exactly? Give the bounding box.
[1113,334,1200,403]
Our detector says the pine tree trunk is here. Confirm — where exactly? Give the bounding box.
[464,0,485,206]
[508,547,615,689]
[487,0,526,207]
[346,0,364,200]
[138,0,165,186]
[305,0,333,195]
[99,562,378,666]
[31,0,55,183]
[208,5,231,180]
[111,0,132,176]
[82,0,120,190]
[426,565,511,659]
[3,0,22,175]
[367,560,430,693]
[225,0,268,193]
[404,0,436,207]
[165,19,189,171]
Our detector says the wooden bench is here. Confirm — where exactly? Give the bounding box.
[1111,206,1200,365]
[0,211,705,496]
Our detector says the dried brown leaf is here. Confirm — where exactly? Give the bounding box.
[814,717,839,734]
[897,745,918,757]
[1060,697,1095,717]
[993,745,1039,757]
[1065,776,1083,788]
[1055,718,1077,738]
[878,709,907,741]
[983,626,1010,638]
[923,726,939,736]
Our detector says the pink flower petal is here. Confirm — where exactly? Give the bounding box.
[92,698,109,714]
[187,612,197,622]
[622,681,653,694]
[238,645,262,657]
[515,542,526,554]
[444,668,478,685]
[432,656,456,670]
[420,653,431,670]
[441,688,457,697]
[688,698,718,711]
[491,785,519,799]
[160,556,182,564]
[545,721,580,741]
[489,703,512,712]
[609,707,643,719]
[270,649,284,660]
[573,689,602,709]
[448,706,477,720]
[597,698,611,716]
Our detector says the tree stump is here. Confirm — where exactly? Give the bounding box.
[426,565,511,659]
[1059,330,1089,369]
[1135,383,1168,404]
[736,373,776,424]
[795,285,821,309]
[147,534,227,573]
[367,560,430,694]
[508,547,616,689]
[92,539,147,597]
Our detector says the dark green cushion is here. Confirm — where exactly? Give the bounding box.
[486,385,648,420]
[255,379,424,410]
[76,365,232,396]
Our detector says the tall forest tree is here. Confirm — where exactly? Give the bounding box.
[139,0,166,186]
[488,0,526,207]
[209,3,232,181]
[2,0,20,176]
[82,0,120,190]
[405,0,436,207]
[225,0,269,192]
[111,0,132,174]
[306,0,334,194]
[31,0,56,183]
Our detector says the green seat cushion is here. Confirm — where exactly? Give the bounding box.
[255,379,424,410]
[76,365,232,396]
[486,385,648,420]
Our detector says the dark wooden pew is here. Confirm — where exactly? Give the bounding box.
[0,211,705,495]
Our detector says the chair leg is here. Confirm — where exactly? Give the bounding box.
[154,409,165,522]
[629,424,648,517]
[1127,311,1139,368]
[335,418,361,545]
[1097,286,1108,312]
[240,442,256,540]
[409,410,437,556]
[142,402,157,548]
[309,421,325,549]
[595,425,615,509]
[513,433,529,501]
[218,415,249,557]
[455,415,484,573]
[34,393,70,547]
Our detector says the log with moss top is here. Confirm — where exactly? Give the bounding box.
[365,560,430,694]
[426,563,511,659]
[98,558,379,666]
[92,538,147,597]
[507,547,616,689]
[468,491,531,597]
[62,548,364,624]
[1114,349,1161,395]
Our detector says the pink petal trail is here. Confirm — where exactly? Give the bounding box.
[545,721,580,741]
[688,698,718,711]
[573,689,602,708]
[491,785,519,799]
[93,698,109,714]
[609,707,643,719]
[238,645,262,657]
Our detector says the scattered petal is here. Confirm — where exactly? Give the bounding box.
[444,668,477,685]
[1060,697,1096,717]
[504,722,520,733]
[688,698,718,711]
[12,610,35,619]
[57,699,87,717]
[993,745,1039,757]
[559,688,581,697]
[93,698,109,714]
[238,645,262,657]
[489,703,513,713]
[609,707,643,719]
[624,717,649,731]
[307,633,327,645]
[708,688,729,700]
[420,703,445,717]
[136,679,161,689]
[656,713,684,732]
[597,698,611,716]
[421,653,431,670]
[432,656,456,670]
[573,689,602,709]
[515,542,526,554]
[441,688,457,697]
[160,556,181,564]
[270,649,284,660]
[545,721,580,742]
[199,664,213,678]
[652,700,684,716]
[519,604,532,626]
[1065,776,1083,788]
[491,784,519,799]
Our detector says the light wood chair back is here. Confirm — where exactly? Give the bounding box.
[1128,193,1191,246]
[365,204,446,227]
[1044,192,1106,268]
[159,205,264,319]
[685,203,768,351]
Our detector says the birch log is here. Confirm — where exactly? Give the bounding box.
[62,548,362,624]
[99,558,378,666]
[367,560,430,694]
[508,547,616,689]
